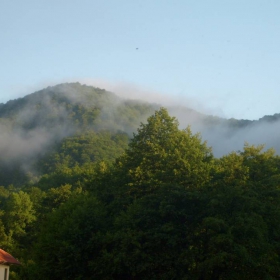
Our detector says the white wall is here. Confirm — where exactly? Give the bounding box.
[0,265,9,280]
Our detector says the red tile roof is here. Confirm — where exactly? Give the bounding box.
[0,249,21,265]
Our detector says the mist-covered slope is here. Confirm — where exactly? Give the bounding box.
[0,83,158,186]
[0,82,280,187]
[0,82,159,159]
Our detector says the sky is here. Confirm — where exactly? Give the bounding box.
[0,0,279,120]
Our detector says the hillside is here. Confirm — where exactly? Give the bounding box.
[0,82,280,187]
[1,107,280,280]
[0,83,158,186]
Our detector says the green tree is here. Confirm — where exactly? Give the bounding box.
[191,147,280,279]
[113,108,213,198]
[4,191,36,239]
[33,194,109,280]
[102,184,205,280]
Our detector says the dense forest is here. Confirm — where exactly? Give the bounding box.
[1,83,280,279]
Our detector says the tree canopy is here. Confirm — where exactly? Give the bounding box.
[2,107,280,279]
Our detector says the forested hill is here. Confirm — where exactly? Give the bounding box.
[0,83,158,186]
[0,82,158,133]
[1,106,280,279]
[1,82,280,188]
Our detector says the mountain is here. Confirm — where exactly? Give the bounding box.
[0,82,280,187]
[0,83,160,187]
[1,91,280,280]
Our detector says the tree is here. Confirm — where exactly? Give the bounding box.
[4,191,36,239]
[191,148,280,279]
[103,184,205,279]
[114,108,213,198]
[33,194,109,280]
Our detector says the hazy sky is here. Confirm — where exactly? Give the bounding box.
[1,0,279,120]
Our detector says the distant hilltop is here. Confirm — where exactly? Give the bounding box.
[0,82,280,187]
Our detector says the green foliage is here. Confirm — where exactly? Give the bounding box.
[0,83,154,187]
[4,191,36,238]
[2,107,280,279]
[103,185,204,279]
[32,194,109,280]
[115,108,213,197]
[40,131,129,174]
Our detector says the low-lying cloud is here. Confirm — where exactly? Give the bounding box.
[80,80,280,156]
[1,80,279,172]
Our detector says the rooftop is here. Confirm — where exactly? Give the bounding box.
[0,249,21,265]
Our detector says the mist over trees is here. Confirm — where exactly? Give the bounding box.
[1,83,280,279]
[0,83,280,188]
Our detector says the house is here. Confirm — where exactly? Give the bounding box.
[0,249,20,280]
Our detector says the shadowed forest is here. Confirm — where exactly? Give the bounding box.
[1,83,280,279]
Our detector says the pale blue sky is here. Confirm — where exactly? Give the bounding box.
[1,0,279,120]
